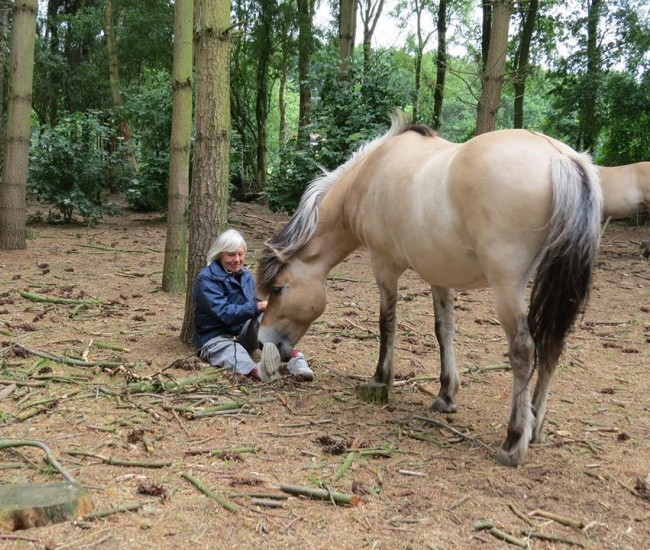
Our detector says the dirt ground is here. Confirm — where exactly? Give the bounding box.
[1,200,649,550]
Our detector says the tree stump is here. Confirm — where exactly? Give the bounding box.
[0,482,93,531]
[356,382,389,403]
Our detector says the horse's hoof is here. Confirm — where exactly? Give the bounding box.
[530,431,547,444]
[430,396,457,413]
[495,447,525,467]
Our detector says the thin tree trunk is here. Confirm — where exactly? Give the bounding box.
[512,0,538,129]
[580,0,602,151]
[0,0,38,250]
[254,0,274,191]
[163,0,193,294]
[297,0,313,147]
[180,0,232,344]
[338,0,357,78]
[475,0,512,135]
[432,0,447,130]
[359,0,384,74]
[105,0,137,171]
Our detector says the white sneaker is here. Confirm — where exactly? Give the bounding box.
[257,343,281,382]
[287,352,314,381]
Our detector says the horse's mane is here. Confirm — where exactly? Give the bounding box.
[256,111,435,295]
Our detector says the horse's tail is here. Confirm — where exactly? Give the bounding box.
[528,153,603,367]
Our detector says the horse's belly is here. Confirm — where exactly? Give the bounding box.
[410,252,488,290]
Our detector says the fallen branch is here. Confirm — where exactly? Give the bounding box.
[0,440,76,483]
[12,343,126,369]
[528,508,585,529]
[181,472,239,513]
[83,502,147,520]
[414,415,493,451]
[18,290,100,306]
[279,484,360,506]
[474,520,527,548]
[64,450,170,469]
[185,445,261,457]
[520,529,586,547]
[333,452,355,482]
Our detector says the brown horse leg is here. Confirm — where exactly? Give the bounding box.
[530,350,560,443]
[430,286,458,413]
[493,298,535,466]
[370,259,401,387]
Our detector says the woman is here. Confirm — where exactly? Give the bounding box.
[194,229,314,381]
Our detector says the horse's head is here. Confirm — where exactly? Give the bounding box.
[258,258,326,360]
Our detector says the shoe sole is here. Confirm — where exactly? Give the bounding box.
[260,343,281,382]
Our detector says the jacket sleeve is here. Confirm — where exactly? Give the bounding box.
[195,275,258,328]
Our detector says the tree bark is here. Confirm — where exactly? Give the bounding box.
[432,0,447,130]
[512,0,538,129]
[180,0,232,344]
[297,0,313,146]
[475,0,512,135]
[163,0,194,294]
[359,0,384,74]
[105,0,137,171]
[580,0,602,151]
[338,0,357,78]
[0,0,38,250]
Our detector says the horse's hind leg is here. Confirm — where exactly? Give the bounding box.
[430,285,458,413]
[531,351,561,443]
[492,288,536,466]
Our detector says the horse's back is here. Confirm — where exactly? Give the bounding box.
[350,129,574,288]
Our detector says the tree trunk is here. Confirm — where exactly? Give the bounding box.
[297,0,313,147]
[359,0,384,74]
[411,0,431,124]
[105,0,137,171]
[338,0,357,78]
[475,0,512,135]
[162,0,193,294]
[512,0,538,129]
[580,0,602,151]
[0,0,38,251]
[254,0,274,192]
[432,0,447,130]
[180,0,232,344]
[0,4,9,173]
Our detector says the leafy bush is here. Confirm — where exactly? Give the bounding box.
[28,111,133,223]
[266,50,411,213]
[121,70,174,211]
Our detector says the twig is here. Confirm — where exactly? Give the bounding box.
[528,508,585,529]
[12,343,126,369]
[520,529,586,547]
[279,484,360,506]
[83,502,147,520]
[64,450,170,468]
[181,472,240,513]
[18,290,101,306]
[474,520,527,548]
[0,439,76,483]
[333,452,355,482]
[414,415,493,451]
[185,445,261,457]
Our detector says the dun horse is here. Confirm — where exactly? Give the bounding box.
[257,113,603,466]
[598,162,650,258]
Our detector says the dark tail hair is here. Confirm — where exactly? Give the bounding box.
[528,153,602,366]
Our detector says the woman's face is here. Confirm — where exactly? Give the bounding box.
[220,246,246,274]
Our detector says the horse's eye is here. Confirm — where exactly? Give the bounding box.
[272,285,283,296]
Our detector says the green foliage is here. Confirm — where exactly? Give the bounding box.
[596,71,650,165]
[28,111,133,223]
[266,50,411,212]
[121,70,174,211]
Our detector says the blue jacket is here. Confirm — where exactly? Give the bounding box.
[193,261,259,349]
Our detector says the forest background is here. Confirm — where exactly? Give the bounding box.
[0,0,649,341]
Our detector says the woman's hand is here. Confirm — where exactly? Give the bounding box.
[257,300,268,312]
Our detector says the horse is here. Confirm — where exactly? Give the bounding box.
[257,113,603,466]
[598,162,650,258]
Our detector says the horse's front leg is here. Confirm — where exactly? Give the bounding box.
[430,285,458,413]
[369,259,401,387]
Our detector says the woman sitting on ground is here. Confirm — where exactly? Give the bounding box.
[193,229,314,381]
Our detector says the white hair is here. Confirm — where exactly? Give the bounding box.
[206,229,248,265]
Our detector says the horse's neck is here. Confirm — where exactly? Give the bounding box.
[299,221,361,277]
